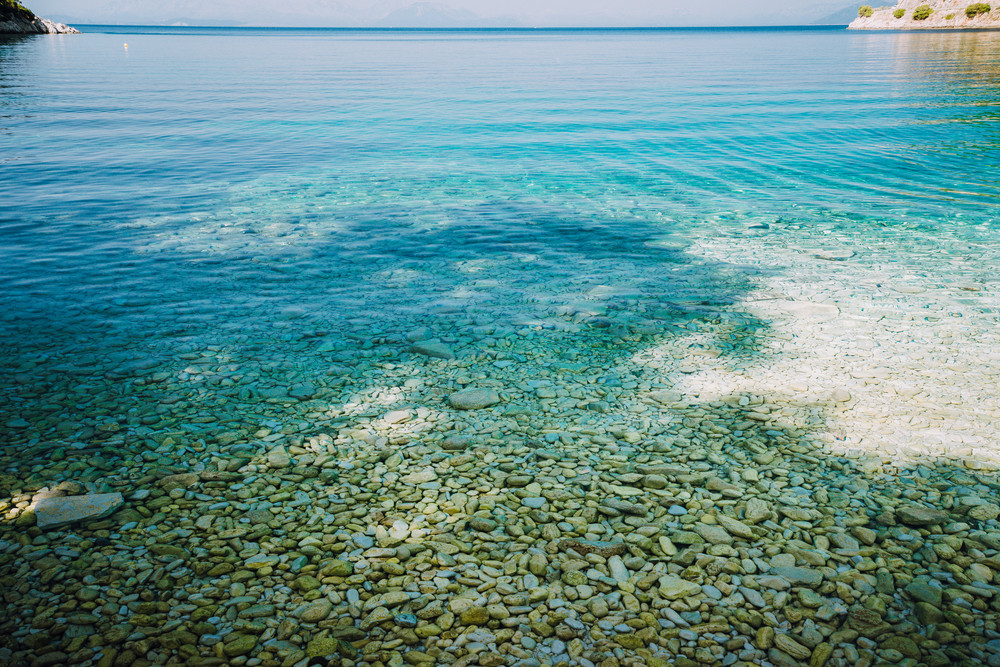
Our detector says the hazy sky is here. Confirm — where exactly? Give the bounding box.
[33,0,855,27]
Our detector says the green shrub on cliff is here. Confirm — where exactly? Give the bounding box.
[893,8,906,17]
[913,4,933,19]
[966,3,991,17]
[0,0,35,21]
[858,5,875,17]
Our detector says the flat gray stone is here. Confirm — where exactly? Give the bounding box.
[468,517,498,532]
[409,340,454,360]
[448,388,501,410]
[267,449,291,468]
[298,599,332,622]
[441,436,472,451]
[904,579,942,606]
[658,575,702,600]
[695,524,733,545]
[288,383,316,400]
[607,555,629,583]
[828,533,860,550]
[34,493,124,529]
[741,586,767,607]
[647,390,682,404]
[716,514,755,539]
[559,539,627,558]
[770,565,823,587]
[744,498,771,523]
[400,469,437,485]
[601,498,647,516]
[405,327,433,342]
[897,505,950,526]
[757,575,791,591]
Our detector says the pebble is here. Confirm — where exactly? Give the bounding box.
[897,505,951,526]
[770,565,823,587]
[409,340,455,359]
[448,387,501,409]
[658,575,703,600]
[395,613,418,628]
[298,600,332,622]
[607,554,629,582]
[469,516,498,531]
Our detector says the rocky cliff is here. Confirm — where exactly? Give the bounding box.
[849,0,1000,29]
[0,0,79,33]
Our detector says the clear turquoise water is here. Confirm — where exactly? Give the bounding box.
[1,27,999,440]
[5,28,1000,667]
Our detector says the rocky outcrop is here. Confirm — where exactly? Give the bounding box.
[849,0,1000,29]
[0,15,79,33]
[0,1,79,33]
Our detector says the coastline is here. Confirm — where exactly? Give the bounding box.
[850,2,1000,30]
[0,7,79,33]
[0,16,79,33]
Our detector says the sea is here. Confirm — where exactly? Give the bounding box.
[2,25,1000,464]
[2,25,1000,462]
[1,23,1000,667]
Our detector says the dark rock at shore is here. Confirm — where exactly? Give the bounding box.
[1,1,79,33]
[0,15,80,33]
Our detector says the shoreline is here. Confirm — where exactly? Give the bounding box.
[849,3,1000,30]
[0,15,79,34]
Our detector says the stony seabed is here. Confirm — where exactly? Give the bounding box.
[1,173,1000,667]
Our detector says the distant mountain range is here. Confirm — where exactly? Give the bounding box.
[44,0,861,28]
[374,2,523,27]
[50,0,381,27]
[812,4,860,24]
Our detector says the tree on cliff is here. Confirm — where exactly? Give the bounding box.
[1,0,79,32]
[0,0,35,21]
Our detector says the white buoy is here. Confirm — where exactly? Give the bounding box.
[124,43,129,49]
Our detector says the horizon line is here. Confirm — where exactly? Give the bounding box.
[69,23,851,30]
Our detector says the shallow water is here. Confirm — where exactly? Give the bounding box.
[1,25,1000,667]
[2,27,999,462]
